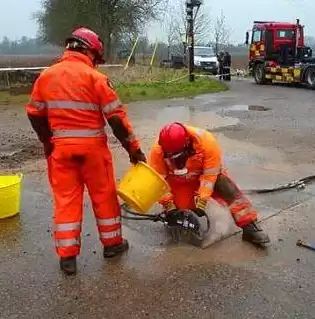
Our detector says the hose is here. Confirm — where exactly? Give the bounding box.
[243,175,315,194]
[120,203,162,221]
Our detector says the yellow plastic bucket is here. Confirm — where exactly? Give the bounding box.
[117,162,170,214]
[0,174,23,219]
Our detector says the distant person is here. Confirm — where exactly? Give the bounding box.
[217,51,225,81]
[148,122,270,247]
[223,52,231,81]
[26,27,146,275]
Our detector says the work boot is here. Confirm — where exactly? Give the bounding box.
[59,256,77,275]
[242,222,270,246]
[103,239,129,258]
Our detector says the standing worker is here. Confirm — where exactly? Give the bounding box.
[148,122,270,246]
[26,27,146,275]
[223,51,231,81]
[217,51,225,81]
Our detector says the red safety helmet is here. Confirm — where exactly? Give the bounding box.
[66,27,105,64]
[158,122,190,155]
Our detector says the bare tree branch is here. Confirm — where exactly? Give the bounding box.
[213,10,230,54]
[164,2,211,46]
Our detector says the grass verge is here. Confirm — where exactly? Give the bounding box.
[116,77,228,103]
[0,68,228,106]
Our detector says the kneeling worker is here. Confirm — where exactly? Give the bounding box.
[148,122,270,246]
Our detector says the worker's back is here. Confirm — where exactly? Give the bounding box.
[35,51,107,145]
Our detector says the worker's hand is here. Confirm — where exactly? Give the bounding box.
[160,200,178,225]
[129,148,147,164]
[43,142,54,158]
[194,196,207,217]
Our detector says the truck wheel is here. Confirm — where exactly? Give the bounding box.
[305,67,315,89]
[253,63,266,84]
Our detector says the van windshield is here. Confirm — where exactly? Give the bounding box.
[194,47,215,57]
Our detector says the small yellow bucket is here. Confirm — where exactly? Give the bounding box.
[117,162,170,214]
[0,174,23,219]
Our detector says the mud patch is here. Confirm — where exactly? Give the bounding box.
[0,141,43,169]
[227,104,271,112]
[248,105,271,111]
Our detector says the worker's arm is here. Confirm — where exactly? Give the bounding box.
[95,76,145,163]
[196,131,222,212]
[148,144,175,211]
[25,77,53,157]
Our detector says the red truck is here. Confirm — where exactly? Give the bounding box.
[246,19,315,89]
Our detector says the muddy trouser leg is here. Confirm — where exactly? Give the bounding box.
[212,172,270,245]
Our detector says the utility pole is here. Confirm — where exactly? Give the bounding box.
[185,0,202,82]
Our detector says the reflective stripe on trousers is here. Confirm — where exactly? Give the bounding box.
[96,217,121,226]
[229,198,255,222]
[100,229,122,239]
[54,222,81,232]
[52,128,105,138]
[54,222,81,249]
[55,238,80,247]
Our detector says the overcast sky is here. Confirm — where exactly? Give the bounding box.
[0,0,314,43]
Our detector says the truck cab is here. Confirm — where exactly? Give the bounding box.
[246,19,312,72]
[245,19,315,88]
[193,46,219,74]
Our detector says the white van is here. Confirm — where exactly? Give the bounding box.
[193,46,219,75]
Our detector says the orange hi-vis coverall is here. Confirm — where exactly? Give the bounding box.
[26,51,140,258]
[149,125,258,228]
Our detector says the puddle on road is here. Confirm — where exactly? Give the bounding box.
[156,103,271,129]
[157,105,240,131]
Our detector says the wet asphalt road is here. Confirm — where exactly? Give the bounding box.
[1,79,315,318]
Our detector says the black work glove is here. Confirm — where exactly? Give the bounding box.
[129,148,147,164]
[43,141,54,158]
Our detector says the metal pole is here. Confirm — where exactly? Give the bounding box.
[186,2,194,82]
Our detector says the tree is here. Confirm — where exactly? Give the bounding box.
[35,0,168,59]
[213,10,230,54]
[163,2,211,47]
